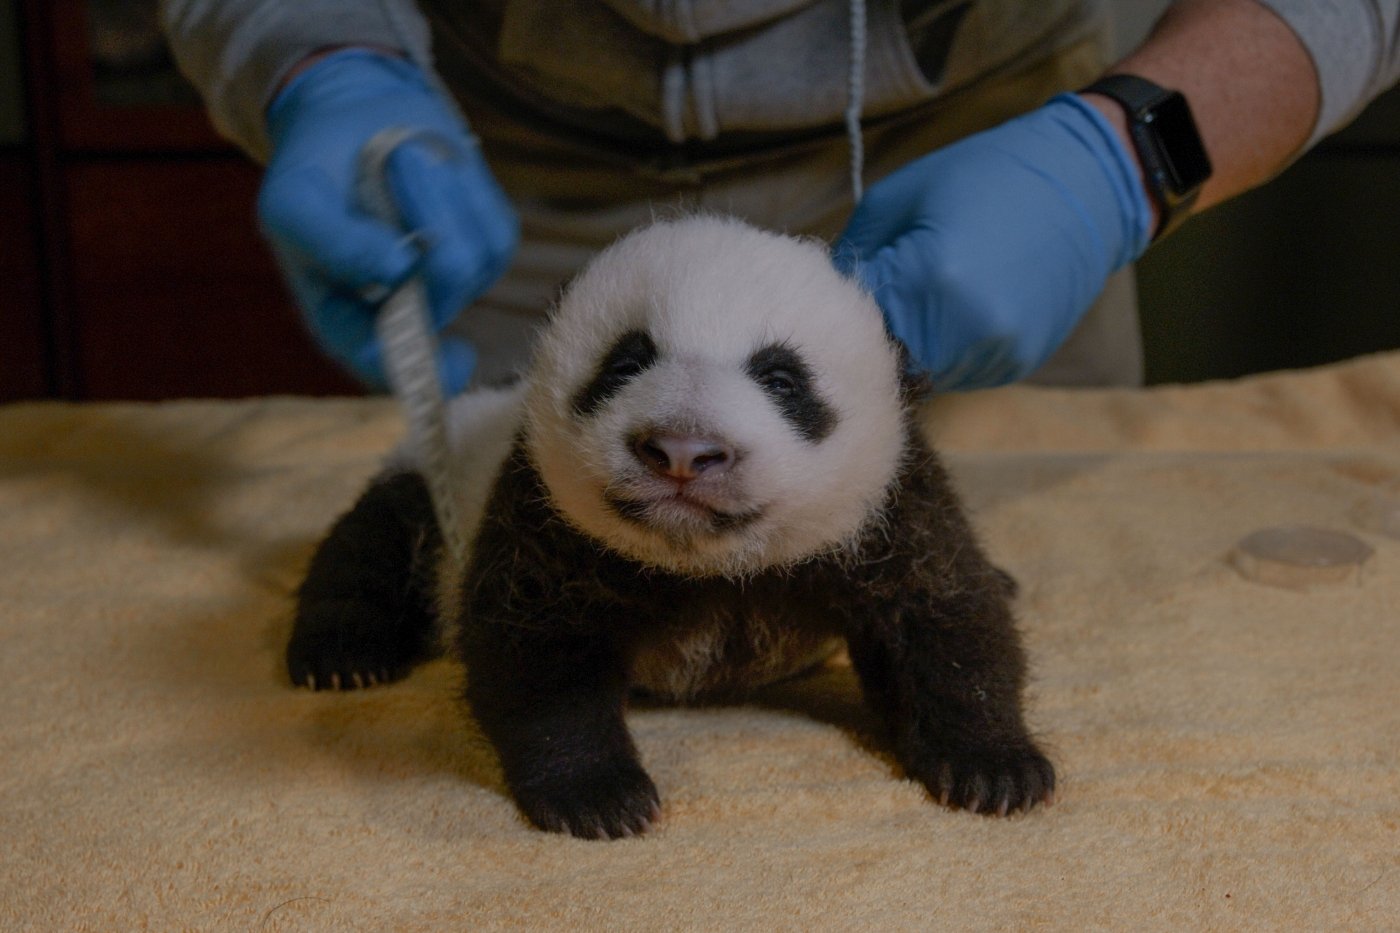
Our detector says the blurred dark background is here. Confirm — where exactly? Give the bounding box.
[2,0,1398,401]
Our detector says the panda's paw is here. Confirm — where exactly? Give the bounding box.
[285,603,426,691]
[908,740,1056,816]
[513,758,661,840]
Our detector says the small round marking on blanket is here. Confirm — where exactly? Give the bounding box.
[1352,497,1400,541]
[1229,525,1374,589]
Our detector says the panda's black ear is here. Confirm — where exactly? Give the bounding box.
[893,343,935,405]
[745,343,836,443]
[571,330,659,418]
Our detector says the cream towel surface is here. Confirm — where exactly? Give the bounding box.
[3,354,1399,930]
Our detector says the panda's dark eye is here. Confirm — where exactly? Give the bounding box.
[571,329,658,418]
[744,343,836,443]
[759,370,798,397]
[608,358,645,379]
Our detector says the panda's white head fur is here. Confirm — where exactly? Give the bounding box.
[523,216,906,578]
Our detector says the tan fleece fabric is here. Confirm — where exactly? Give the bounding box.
[3,354,1399,930]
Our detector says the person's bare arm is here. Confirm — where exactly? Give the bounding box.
[1082,0,1321,232]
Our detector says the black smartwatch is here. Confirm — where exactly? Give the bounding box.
[1079,74,1213,240]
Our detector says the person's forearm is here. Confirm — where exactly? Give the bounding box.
[275,45,406,98]
[159,0,433,161]
[1082,0,1320,231]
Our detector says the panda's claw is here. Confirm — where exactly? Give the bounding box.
[910,740,1056,817]
[514,757,661,841]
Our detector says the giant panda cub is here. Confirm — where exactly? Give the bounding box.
[289,215,1056,839]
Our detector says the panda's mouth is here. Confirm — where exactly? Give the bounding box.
[604,490,763,533]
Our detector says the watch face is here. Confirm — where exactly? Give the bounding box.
[1144,92,1213,192]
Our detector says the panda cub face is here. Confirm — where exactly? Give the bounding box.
[523,216,906,578]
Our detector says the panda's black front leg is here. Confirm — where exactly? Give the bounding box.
[845,587,1056,816]
[462,623,660,839]
[289,471,443,690]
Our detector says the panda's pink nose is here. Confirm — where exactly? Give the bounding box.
[633,433,734,481]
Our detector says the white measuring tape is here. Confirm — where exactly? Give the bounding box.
[356,127,470,567]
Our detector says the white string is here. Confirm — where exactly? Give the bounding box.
[357,127,470,567]
[845,0,868,204]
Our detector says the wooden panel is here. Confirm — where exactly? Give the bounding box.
[35,0,230,153]
[66,157,363,399]
[1328,82,1400,150]
[0,154,47,400]
[1139,150,1400,384]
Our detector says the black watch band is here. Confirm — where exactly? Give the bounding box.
[1079,74,1213,240]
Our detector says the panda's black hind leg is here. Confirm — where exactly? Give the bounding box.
[288,471,445,691]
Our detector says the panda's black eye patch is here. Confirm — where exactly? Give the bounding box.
[745,343,836,443]
[571,329,658,418]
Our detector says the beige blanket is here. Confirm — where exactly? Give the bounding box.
[4,354,1399,930]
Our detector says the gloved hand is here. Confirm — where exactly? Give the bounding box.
[259,49,518,392]
[834,94,1154,390]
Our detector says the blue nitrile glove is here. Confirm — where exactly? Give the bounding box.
[258,49,518,392]
[834,94,1154,390]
